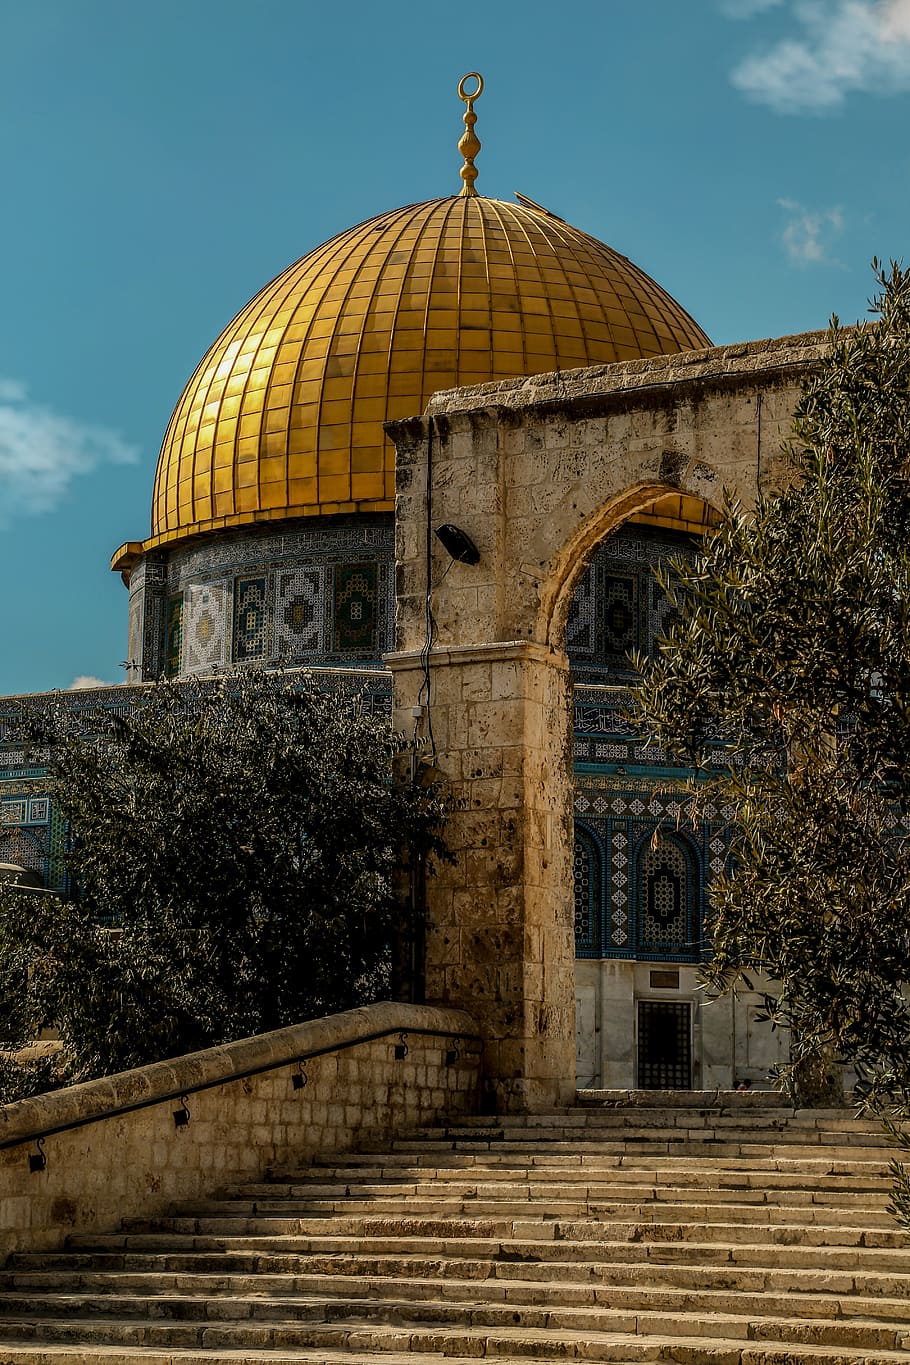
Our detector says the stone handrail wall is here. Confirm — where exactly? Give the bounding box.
[0,1001,480,1262]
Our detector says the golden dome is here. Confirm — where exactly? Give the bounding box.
[146,195,709,549]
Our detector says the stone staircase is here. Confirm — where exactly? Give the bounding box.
[0,1093,908,1364]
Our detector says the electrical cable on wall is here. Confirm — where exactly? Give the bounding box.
[416,418,437,758]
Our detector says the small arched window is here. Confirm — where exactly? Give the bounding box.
[573,824,603,957]
[637,834,697,958]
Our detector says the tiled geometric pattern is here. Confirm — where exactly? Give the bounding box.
[573,827,602,956]
[609,828,629,949]
[131,519,397,679]
[164,596,183,677]
[1,798,27,825]
[566,570,595,657]
[640,837,690,951]
[574,771,730,963]
[333,564,378,653]
[0,789,56,888]
[568,525,697,683]
[275,567,324,658]
[184,582,229,673]
[233,577,269,662]
[601,575,637,662]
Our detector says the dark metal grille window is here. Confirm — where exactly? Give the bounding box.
[638,1000,691,1088]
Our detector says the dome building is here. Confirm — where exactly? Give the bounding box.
[3,76,794,1094]
[111,74,709,682]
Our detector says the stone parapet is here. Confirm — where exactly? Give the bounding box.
[0,1001,480,1262]
[417,328,833,418]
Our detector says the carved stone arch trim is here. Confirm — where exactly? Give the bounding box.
[542,474,724,652]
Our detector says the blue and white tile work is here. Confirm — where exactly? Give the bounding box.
[127,517,395,680]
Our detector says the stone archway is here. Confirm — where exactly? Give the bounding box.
[385,337,820,1109]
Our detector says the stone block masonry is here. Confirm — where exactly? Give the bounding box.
[0,1001,480,1262]
[386,331,830,1111]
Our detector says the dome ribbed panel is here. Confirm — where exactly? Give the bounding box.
[149,197,710,547]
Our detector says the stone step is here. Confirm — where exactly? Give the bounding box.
[1,1308,909,1357]
[45,1232,910,1273]
[294,1151,893,1175]
[284,1165,891,1192]
[378,1139,895,1162]
[412,1122,888,1144]
[0,1344,905,1365]
[4,1276,910,1327]
[90,1212,907,1248]
[3,1102,905,1364]
[7,1261,910,1300]
[166,1197,894,1229]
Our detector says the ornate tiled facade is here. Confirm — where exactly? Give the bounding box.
[5,521,714,970]
[126,517,395,680]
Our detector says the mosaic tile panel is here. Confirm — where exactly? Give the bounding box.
[567,525,697,683]
[233,577,269,662]
[600,573,638,663]
[574,770,731,963]
[129,518,398,678]
[275,566,324,658]
[573,826,603,956]
[0,825,49,883]
[333,563,378,652]
[566,568,595,657]
[184,582,229,673]
[639,837,691,953]
[164,596,183,677]
[1,798,28,825]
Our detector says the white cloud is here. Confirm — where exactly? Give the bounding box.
[778,198,844,263]
[69,676,114,691]
[730,0,910,112]
[0,379,138,523]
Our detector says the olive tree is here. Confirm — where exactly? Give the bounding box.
[0,671,446,1093]
[633,263,910,1116]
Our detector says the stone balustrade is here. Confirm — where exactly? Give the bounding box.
[0,1001,480,1262]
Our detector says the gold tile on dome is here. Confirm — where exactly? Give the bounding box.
[287,447,318,477]
[259,482,289,510]
[147,194,709,542]
[350,439,382,467]
[318,474,351,503]
[318,429,352,456]
[352,399,388,424]
[288,477,317,503]
[352,472,385,500]
[259,456,287,483]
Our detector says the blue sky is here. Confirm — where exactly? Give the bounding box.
[1,0,909,696]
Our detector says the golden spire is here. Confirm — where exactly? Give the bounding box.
[457,72,483,197]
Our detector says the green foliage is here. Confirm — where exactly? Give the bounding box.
[632,262,910,1117]
[0,673,447,1092]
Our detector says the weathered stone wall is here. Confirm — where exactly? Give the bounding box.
[0,1002,479,1263]
[386,332,828,1111]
